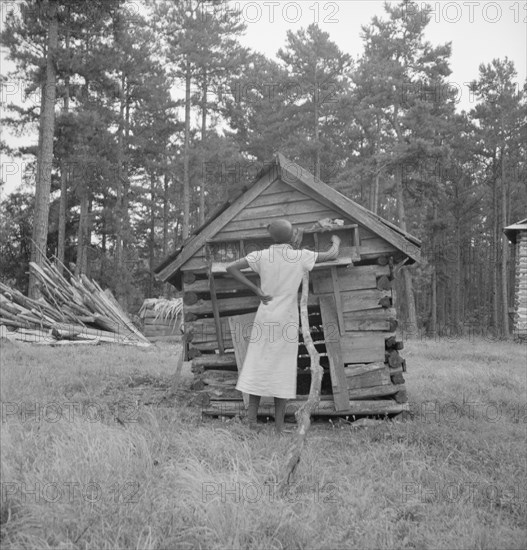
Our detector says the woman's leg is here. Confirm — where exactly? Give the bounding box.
[247,394,261,426]
[274,398,287,433]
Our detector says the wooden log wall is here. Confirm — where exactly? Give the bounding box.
[141,304,182,342]
[186,260,409,415]
[513,231,527,337]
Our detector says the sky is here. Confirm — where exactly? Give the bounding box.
[231,0,526,109]
[1,0,526,198]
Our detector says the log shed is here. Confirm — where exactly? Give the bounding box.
[154,153,422,418]
[504,218,527,339]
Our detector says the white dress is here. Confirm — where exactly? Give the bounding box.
[235,244,318,399]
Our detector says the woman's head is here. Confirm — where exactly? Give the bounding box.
[267,219,293,243]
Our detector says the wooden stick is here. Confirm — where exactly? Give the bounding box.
[278,270,323,490]
[208,265,225,354]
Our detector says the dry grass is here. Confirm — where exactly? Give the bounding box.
[0,337,525,549]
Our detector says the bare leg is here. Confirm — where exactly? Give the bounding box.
[274,398,287,434]
[247,394,261,428]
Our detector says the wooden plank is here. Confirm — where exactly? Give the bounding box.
[218,208,338,233]
[231,197,321,221]
[319,295,350,411]
[247,189,311,208]
[202,398,409,417]
[344,362,386,377]
[191,330,233,346]
[340,332,386,364]
[347,368,391,390]
[228,312,257,407]
[185,295,261,316]
[184,273,260,293]
[340,289,390,313]
[343,307,397,332]
[156,170,278,281]
[185,293,319,316]
[344,318,392,331]
[331,266,344,336]
[259,178,299,195]
[214,227,273,241]
[311,265,388,294]
[347,384,400,400]
[344,307,397,320]
[191,354,237,368]
[208,268,225,354]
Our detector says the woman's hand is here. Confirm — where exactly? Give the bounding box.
[256,289,273,305]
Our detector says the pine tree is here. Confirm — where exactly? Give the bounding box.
[470,59,527,336]
[277,24,351,181]
[352,1,455,329]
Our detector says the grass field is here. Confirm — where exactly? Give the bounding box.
[1,337,526,549]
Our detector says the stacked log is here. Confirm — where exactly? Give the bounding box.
[139,298,183,343]
[0,257,150,346]
[513,232,527,338]
[384,335,407,403]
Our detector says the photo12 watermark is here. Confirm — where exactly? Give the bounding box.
[1,481,140,504]
[402,481,527,508]
[404,1,526,24]
[199,1,340,24]
[202,480,339,504]
[1,401,139,424]
[410,398,527,424]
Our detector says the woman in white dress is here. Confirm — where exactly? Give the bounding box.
[226,219,341,433]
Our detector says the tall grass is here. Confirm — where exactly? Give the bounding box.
[1,338,525,549]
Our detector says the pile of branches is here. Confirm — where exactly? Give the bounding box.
[0,257,150,347]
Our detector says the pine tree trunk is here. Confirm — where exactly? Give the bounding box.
[371,170,379,214]
[395,165,417,330]
[148,173,156,297]
[182,60,191,240]
[500,150,509,336]
[163,171,169,256]
[430,203,437,335]
[75,180,89,276]
[454,222,462,332]
[115,71,126,276]
[57,4,71,275]
[199,75,207,226]
[313,68,320,181]
[122,86,131,259]
[491,169,499,333]
[28,0,59,299]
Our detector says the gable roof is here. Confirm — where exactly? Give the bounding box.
[155,153,421,283]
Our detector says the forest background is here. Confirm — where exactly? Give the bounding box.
[1,0,526,337]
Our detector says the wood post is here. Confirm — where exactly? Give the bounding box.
[207,265,224,355]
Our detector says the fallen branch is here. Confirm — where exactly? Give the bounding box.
[278,270,324,490]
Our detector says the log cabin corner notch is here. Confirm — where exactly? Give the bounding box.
[504,218,527,339]
[155,153,422,418]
